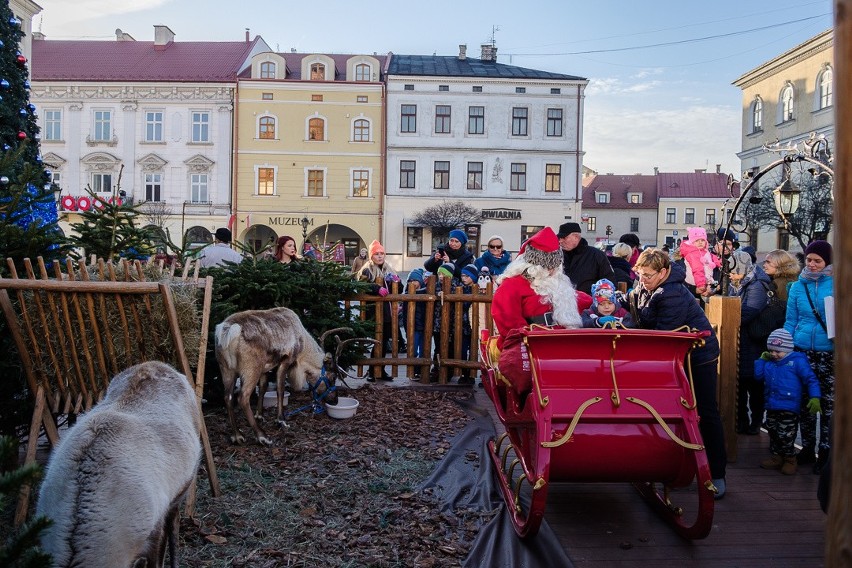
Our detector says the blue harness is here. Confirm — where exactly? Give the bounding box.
[284,367,337,419]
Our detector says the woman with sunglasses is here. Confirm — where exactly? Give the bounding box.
[474,235,512,277]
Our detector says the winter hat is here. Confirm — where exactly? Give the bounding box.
[619,233,640,248]
[406,268,425,285]
[556,222,582,238]
[687,227,707,243]
[437,263,455,278]
[804,240,832,265]
[368,239,385,257]
[461,264,479,281]
[591,278,617,308]
[766,328,794,353]
[716,228,738,243]
[215,228,232,243]
[519,227,562,270]
[449,229,468,245]
[359,247,368,256]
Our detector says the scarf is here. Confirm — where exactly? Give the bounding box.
[801,265,833,281]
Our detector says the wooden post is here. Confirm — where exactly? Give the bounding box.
[705,295,740,462]
[827,1,851,562]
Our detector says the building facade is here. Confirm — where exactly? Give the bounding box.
[655,171,739,249]
[384,45,587,271]
[580,174,658,247]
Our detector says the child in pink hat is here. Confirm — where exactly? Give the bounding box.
[680,227,721,296]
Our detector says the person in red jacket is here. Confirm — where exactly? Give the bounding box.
[492,227,589,395]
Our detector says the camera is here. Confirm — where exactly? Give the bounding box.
[436,245,446,255]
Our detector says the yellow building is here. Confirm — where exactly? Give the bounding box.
[234,52,386,263]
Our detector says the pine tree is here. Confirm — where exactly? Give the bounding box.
[0,2,66,275]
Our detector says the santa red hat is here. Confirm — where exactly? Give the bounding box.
[519,227,562,270]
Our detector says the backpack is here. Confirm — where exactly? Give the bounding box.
[746,281,786,342]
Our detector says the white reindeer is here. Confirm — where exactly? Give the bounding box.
[36,361,202,568]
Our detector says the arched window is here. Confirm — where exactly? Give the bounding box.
[818,68,833,109]
[751,97,762,132]
[260,61,276,79]
[353,118,370,142]
[781,85,794,122]
[259,116,276,139]
[355,63,371,82]
[309,117,324,141]
[310,63,325,80]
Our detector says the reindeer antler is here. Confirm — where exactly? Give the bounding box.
[318,327,353,348]
[335,336,380,361]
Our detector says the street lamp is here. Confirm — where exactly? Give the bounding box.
[300,215,310,249]
[773,164,801,219]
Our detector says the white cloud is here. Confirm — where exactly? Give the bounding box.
[623,80,661,93]
[632,68,663,79]
[36,0,171,37]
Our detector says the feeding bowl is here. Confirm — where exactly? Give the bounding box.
[325,397,359,419]
[263,391,289,409]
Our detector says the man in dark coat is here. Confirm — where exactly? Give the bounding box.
[556,222,614,294]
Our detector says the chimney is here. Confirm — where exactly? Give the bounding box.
[695,168,706,174]
[115,28,135,41]
[245,28,250,42]
[716,163,721,174]
[153,25,175,48]
[480,44,497,62]
[458,44,467,60]
[653,166,659,175]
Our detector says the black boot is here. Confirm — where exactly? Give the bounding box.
[797,450,816,465]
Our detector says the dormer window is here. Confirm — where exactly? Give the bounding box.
[260,61,276,79]
[596,192,610,204]
[311,63,325,81]
[355,63,370,82]
[628,192,641,204]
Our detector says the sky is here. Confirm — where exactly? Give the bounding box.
[30,0,835,177]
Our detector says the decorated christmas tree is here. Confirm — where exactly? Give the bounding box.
[0,0,66,275]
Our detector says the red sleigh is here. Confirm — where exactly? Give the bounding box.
[479,326,717,540]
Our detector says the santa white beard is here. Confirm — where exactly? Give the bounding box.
[528,267,582,328]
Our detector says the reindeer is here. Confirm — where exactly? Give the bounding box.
[36,361,202,568]
[215,306,353,445]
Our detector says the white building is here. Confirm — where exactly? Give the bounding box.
[384,45,588,271]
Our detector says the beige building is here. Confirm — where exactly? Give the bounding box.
[654,171,738,249]
[732,29,834,252]
[234,52,386,263]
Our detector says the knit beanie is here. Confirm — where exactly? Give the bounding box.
[716,228,738,243]
[804,240,832,265]
[437,263,455,278]
[368,239,385,257]
[407,268,425,286]
[461,264,479,281]
[766,328,794,353]
[591,278,617,308]
[449,229,468,246]
[687,227,707,243]
[519,227,562,270]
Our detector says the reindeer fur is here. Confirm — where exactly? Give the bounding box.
[36,361,202,568]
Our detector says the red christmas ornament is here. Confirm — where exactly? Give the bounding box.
[17,131,26,140]
[16,55,27,66]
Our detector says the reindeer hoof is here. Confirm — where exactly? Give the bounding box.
[230,433,246,445]
[257,435,273,446]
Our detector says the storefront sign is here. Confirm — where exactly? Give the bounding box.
[481,208,521,220]
[268,216,313,227]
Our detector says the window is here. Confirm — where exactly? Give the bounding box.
[752,97,763,131]
[433,161,449,189]
[307,169,324,196]
[400,160,416,188]
[257,167,274,195]
[407,227,423,256]
[93,110,111,141]
[546,108,563,137]
[259,116,275,139]
[550,88,561,94]
[587,217,596,231]
[435,105,451,133]
[353,118,370,142]
[309,117,324,141]
[628,193,641,204]
[705,209,716,226]
[50,171,61,189]
[91,173,112,193]
[630,217,639,232]
[352,169,369,197]
[781,85,794,121]
[44,110,61,141]
[510,163,526,191]
[144,173,162,202]
[401,104,417,133]
[404,84,414,91]
[472,86,483,93]
[515,87,526,94]
[438,85,449,91]
[685,208,695,224]
[521,225,543,244]
[666,208,676,224]
[145,111,163,142]
[260,61,275,79]
[596,193,609,203]
[545,164,561,192]
[819,68,833,109]
[355,63,370,82]
[262,92,273,100]
[511,107,528,136]
[468,106,484,134]
[356,95,368,103]
[191,111,210,143]
[311,94,323,101]
[467,162,483,189]
[190,173,208,203]
[310,63,325,80]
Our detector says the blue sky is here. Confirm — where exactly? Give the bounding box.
[33,0,834,177]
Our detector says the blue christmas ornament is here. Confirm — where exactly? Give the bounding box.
[28,103,36,111]
[3,144,10,151]
[0,80,9,90]
[44,168,52,177]
[9,17,21,27]
[0,40,4,48]
[19,108,27,116]
[24,80,30,89]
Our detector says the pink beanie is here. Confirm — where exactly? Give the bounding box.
[687,227,707,243]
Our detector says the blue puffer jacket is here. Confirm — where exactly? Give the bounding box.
[738,265,773,377]
[634,261,719,366]
[784,272,833,352]
[474,250,512,276]
[755,351,820,413]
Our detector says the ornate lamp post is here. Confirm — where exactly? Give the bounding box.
[720,133,833,295]
[300,215,310,250]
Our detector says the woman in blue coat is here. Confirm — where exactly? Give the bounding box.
[474,235,512,277]
[784,240,834,473]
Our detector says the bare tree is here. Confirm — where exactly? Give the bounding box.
[139,200,174,229]
[409,200,482,230]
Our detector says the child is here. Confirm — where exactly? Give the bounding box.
[680,227,721,296]
[581,278,634,328]
[755,328,821,475]
[402,269,428,365]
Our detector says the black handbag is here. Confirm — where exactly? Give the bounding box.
[746,281,786,342]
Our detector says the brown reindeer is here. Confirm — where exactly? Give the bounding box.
[214,307,349,445]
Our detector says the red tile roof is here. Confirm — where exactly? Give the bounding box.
[581,174,658,209]
[31,38,263,82]
[237,53,388,81]
[657,172,740,199]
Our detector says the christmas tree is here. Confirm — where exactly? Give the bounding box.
[0,0,66,275]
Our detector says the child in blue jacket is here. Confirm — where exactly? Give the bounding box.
[755,328,821,475]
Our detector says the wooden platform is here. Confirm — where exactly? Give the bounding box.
[472,387,827,567]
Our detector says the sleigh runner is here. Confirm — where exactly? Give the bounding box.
[479,326,717,539]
